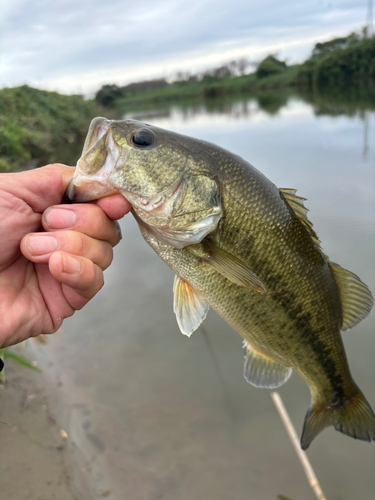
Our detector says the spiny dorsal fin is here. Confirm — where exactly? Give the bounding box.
[173,276,209,337]
[329,262,374,331]
[280,188,322,251]
[202,241,266,294]
[243,341,292,389]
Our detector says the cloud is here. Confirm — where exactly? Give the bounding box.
[0,0,366,94]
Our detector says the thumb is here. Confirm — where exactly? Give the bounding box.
[3,164,75,213]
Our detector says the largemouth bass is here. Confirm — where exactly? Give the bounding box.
[67,117,374,449]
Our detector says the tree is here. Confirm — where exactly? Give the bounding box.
[256,55,287,78]
[95,85,124,107]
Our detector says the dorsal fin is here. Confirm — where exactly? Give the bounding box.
[279,188,322,251]
[329,262,374,331]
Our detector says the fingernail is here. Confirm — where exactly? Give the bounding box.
[27,235,58,255]
[62,254,81,274]
[114,221,122,241]
[45,209,76,229]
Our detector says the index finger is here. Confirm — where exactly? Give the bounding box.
[93,193,131,220]
[42,203,124,247]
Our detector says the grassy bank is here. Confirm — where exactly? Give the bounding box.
[0,85,104,172]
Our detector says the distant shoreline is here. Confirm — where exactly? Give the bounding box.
[94,33,375,110]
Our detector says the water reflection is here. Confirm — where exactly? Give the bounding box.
[123,90,374,165]
[123,94,287,123]
[37,90,375,500]
[122,87,375,127]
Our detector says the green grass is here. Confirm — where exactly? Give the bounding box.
[0,85,105,172]
[0,347,41,384]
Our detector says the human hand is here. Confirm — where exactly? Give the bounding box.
[0,164,131,348]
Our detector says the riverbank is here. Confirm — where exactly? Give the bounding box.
[0,345,80,500]
[0,85,105,173]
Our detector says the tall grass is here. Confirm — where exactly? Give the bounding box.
[0,85,103,172]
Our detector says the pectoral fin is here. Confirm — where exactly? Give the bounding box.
[202,241,266,294]
[173,276,209,337]
[243,341,292,389]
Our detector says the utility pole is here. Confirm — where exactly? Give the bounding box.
[366,0,374,37]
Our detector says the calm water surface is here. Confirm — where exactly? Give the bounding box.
[34,96,375,499]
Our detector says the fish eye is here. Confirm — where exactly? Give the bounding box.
[131,130,154,147]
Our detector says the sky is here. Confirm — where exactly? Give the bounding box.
[0,0,370,96]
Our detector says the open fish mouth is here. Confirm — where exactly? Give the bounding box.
[66,169,183,225]
[66,174,120,202]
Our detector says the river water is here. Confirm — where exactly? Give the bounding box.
[33,94,375,499]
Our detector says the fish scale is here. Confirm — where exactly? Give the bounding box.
[67,117,374,449]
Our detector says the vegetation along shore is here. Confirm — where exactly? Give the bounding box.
[1,31,374,173]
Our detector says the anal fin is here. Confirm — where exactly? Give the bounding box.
[243,341,292,389]
[173,276,209,337]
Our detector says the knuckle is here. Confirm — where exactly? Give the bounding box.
[90,203,104,222]
[76,231,86,254]
[59,231,85,255]
[85,260,98,285]
[88,264,104,293]
[85,204,109,236]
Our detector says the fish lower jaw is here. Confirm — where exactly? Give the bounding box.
[66,176,119,202]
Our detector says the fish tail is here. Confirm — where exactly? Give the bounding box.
[301,388,375,450]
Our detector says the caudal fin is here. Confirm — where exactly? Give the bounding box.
[301,390,375,450]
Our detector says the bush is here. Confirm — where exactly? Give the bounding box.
[296,35,375,89]
[95,85,124,107]
[256,56,287,79]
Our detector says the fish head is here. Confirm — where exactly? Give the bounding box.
[67,118,222,248]
[67,117,185,203]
